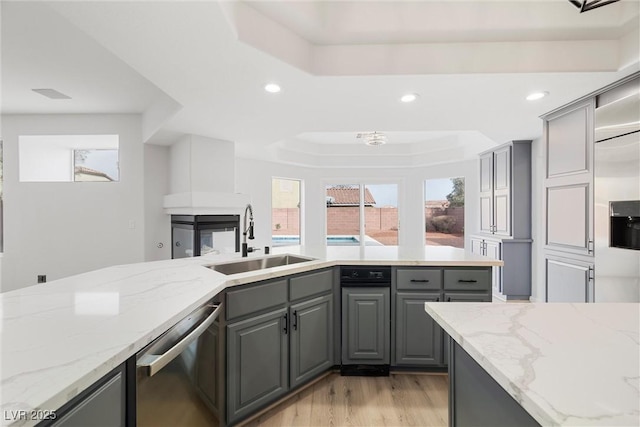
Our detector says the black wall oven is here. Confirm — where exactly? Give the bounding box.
[610,201,640,250]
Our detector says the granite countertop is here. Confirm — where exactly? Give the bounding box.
[0,246,500,426]
[424,302,640,426]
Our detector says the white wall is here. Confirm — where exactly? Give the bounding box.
[235,157,479,251]
[144,144,171,261]
[1,114,145,292]
[18,137,72,182]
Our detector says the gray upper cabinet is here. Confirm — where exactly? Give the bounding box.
[342,287,390,365]
[289,294,333,389]
[475,140,532,300]
[227,308,289,424]
[543,99,595,256]
[478,141,531,239]
[479,152,495,234]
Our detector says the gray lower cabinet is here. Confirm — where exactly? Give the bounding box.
[395,292,442,366]
[196,321,222,417]
[227,308,288,424]
[49,366,125,427]
[545,253,594,302]
[342,287,390,364]
[290,294,333,388]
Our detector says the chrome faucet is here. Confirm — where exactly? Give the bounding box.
[242,204,257,257]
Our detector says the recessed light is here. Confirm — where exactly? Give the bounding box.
[264,83,281,93]
[400,93,419,103]
[526,91,549,101]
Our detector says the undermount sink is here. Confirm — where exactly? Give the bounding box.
[208,255,316,275]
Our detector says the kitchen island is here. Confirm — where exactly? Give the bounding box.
[425,302,640,426]
[0,246,500,426]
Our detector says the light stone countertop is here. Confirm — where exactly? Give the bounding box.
[0,245,500,426]
[424,302,640,426]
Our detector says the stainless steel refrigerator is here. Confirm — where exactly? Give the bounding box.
[594,79,640,302]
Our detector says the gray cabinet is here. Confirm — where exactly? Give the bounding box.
[392,267,492,369]
[290,294,333,388]
[342,287,390,365]
[226,269,335,424]
[545,254,594,302]
[476,141,532,300]
[471,235,532,300]
[227,308,288,423]
[50,366,125,427]
[395,292,442,366]
[196,322,222,417]
[543,99,595,257]
[479,141,531,239]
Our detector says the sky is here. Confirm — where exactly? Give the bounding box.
[79,150,120,181]
[365,177,461,207]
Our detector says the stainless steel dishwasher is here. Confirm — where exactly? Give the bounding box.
[136,299,223,427]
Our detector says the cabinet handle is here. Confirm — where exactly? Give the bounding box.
[283,313,288,334]
[410,279,430,283]
[587,240,594,253]
[458,279,478,283]
[447,297,451,302]
[436,297,440,302]
[588,266,595,281]
[293,310,298,331]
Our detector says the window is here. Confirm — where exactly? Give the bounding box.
[271,178,301,247]
[19,135,119,182]
[326,183,398,246]
[425,177,465,248]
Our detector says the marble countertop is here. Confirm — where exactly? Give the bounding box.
[0,246,500,426]
[424,302,640,426]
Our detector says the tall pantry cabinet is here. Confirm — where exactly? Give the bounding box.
[471,140,532,300]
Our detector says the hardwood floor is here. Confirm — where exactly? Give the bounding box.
[242,373,449,427]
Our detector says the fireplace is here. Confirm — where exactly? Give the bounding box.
[171,215,240,259]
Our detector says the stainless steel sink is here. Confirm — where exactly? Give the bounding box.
[208,255,316,275]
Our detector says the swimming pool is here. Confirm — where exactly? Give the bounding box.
[272,236,360,247]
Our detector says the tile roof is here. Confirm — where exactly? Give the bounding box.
[74,166,114,181]
[326,186,376,206]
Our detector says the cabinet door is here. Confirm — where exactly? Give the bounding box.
[470,238,484,256]
[341,288,390,364]
[196,322,220,414]
[227,308,288,423]
[484,241,502,294]
[395,293,442,366]
[546,255,593,302]
[479,153,494,233]
[546,102,592,178]
[52,370,125,427]
[493,146,511,236]
[546,183,592,255]
[290,294,333,389]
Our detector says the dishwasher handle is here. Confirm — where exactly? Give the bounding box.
[137,303,222,377]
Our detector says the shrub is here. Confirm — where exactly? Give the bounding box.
[431,215,456,233]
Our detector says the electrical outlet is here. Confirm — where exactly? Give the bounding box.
[37,275,47,283]
[128,220,136,229]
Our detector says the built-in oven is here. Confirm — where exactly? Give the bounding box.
[610,201,640,250]
[136,299,223,427]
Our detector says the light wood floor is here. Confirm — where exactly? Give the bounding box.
[243,373,449,427]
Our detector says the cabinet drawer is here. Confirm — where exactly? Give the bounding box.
[289,269,333,302]
[444,293,491,302]
[444,269,491,291]
[226,279,288,321]
[397,268,442,291]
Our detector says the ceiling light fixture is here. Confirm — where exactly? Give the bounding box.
[357,131,387,146]
[568,0,620,13]
[264,83,281,93]
[526,91,549,101]
[400,93,419,103]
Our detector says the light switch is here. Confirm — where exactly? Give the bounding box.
[128,220,136,229]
